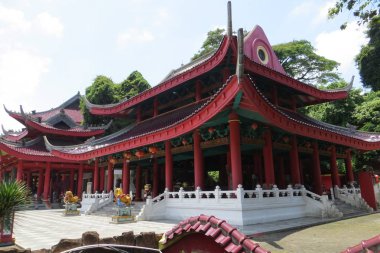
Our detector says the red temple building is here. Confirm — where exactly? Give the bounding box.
[0,2,378,224]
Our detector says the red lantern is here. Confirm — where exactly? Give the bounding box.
[208,127,216,134]
[109,157,117,165]
[282,136,289,143]
[148,146,158,154]
[123,151,132,160]
[305,142,311,148]
[181,138,188,145]
[251,122,258,130]
[135,150,145,159]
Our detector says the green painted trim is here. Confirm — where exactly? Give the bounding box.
[233,91,243,109]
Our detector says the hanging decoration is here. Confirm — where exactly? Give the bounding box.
[251,122,258,130]
[148,146,158,154]
[123,151,133,161]
[109,157,117,165]
[135,150,145,159]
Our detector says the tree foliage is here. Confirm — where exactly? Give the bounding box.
[0,180,30,217]
[80,71,151,129]
[192,28,225,61]
[328,0,379,29]
[356,15,380,90]
[273,40,341,86]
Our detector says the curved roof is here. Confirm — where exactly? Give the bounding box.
[240,75,380,151]
[160,214,269,253]
[47,75,241,160]
[1,126,28,141]
[84,36,233,116]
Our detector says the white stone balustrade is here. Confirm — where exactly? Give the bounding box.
[334,185,373,212]
[80,190,114,214]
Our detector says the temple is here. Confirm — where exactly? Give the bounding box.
[0,2,379,224]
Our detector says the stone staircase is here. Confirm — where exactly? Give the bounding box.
[333,199,369,218]
[90,201,145,219]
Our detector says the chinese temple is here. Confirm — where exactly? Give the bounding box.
[0,2,379,224]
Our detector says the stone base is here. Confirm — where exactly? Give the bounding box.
[63,210,80,216]
[110,215,135,224]
[0,237,15,247]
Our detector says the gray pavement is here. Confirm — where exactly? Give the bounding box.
[12,209,339,251]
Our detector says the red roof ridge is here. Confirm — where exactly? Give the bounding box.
[160,214,270,253]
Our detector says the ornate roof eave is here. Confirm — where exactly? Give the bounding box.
[85,35,235,116]
[0,136,69,162]
[240,75,380,151]
[57,91,81,109]
[3,104,25,123]
[23,118,108,137]
[244,57,353,105]
[1,125,28,141]
[48,75,241,161]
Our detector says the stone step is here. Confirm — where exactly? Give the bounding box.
[333,199,368,217]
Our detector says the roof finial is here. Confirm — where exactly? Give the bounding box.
[236,28,244,83]
[227,1,232,37]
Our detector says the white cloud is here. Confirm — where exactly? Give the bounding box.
[34,12,64,38]
[313,0,335,25]
[290,1,315,17]
[315,22,368,83]
[117,29,155,47]
[0,4,31,33]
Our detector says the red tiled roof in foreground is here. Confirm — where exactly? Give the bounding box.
[341,234,380,253]
[160,215,270,253]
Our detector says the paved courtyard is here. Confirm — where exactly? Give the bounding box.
[12,209,380,252]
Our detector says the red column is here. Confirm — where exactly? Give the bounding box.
[193,129,204,189]
[16,160,23,181]
[312,142,323,195]
[77,163,84,195]
[122,158,130,194]
[195,80,202,101]
[144,168,149,185]
[107,160,113,192]
[263,129,275,186]
[330,146,341,187]
[290,135,301,185]
[26,170,32,188]
[37,169,44,197]
[99,166,105,191]
[135,165,142,200]
[165,140,173,191]
[93,158,99,192]
[345,150,354,183]
[229,112,242,189]
[153,158,159,197]
[43,162,51,201]
[70,168,75,192]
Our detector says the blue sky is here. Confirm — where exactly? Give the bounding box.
[0,0,368,131]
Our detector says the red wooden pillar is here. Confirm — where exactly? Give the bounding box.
[135,165,142,200]
[43,162,51,201]
[193,129,204,189]
[70,168,75,192]
[312,142,323,195]
[16,160,23,181]
[195,80,202,101]
[153,158,159,197]
[37,169,44,197]
[99,166,105,191]
[345,150,354,183]
[229,112,242,189]
[93,158,99,192]
[77,163,84,195]
[107,160,113,192]
[165,140,173,191]
[144,168,149,185]
[263,129,275,186]
[330,145,341,187]
[122,158,130,194]
[290,135,301,185]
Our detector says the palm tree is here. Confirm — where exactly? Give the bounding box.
[0,180,30,246]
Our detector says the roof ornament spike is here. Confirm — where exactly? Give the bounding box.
[1,124,7,135]
[19,105,25,117]
[227,1,232,37]
[347,75,355,90]
[3,104,11,114]
[43,136,53,152]
[236,28,244,83]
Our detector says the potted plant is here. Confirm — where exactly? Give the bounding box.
[0,180,30,246]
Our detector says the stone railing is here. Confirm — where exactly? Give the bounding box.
[334,185,373,212]
[138,184,339,225]
[80,191,114,214]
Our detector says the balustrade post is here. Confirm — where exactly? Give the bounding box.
[255,184,263,199]
[179,187,184,201]
[287,185,293,198]
[236,184,244,201]
[164,188,169,200]
[272,184,279,198]
[195,186,201,202]
[215,186,220,203]
[300,185,306,196]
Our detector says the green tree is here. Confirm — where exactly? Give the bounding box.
[192,28,225,61]
[328,0,379,29]
[356,15,380,90]
[273,40,341,86]
[116,71,151,100]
